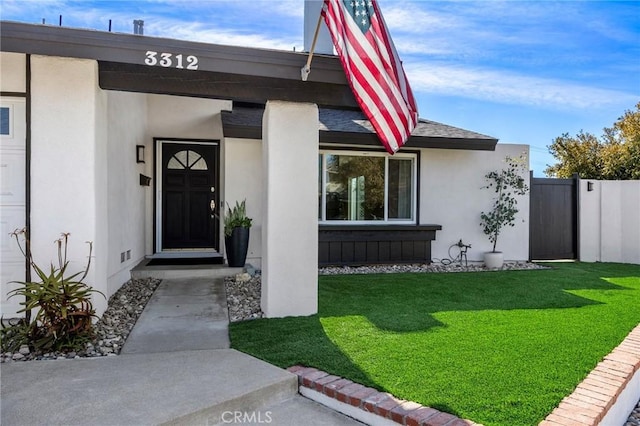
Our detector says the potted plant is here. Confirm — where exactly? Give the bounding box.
[480,155,529,269]
[224,199,253,267]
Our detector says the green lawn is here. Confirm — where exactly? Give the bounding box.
[229,262,640,426]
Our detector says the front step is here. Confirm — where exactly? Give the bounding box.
[131,258,244,280]
[163,351,299,425]
[0,349,298,425]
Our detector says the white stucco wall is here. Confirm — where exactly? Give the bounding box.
[146,95,230,141]
[30,55,109,315]
[0,52,26,92]
[579,180,640,264]
[106,91,148,294]
[421,144,530,262]
[223,138,263,268]
[262,101,318,317]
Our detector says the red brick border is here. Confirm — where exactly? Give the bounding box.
[288,324,640,426]
[540,324,640,426]
[287,365,480,426]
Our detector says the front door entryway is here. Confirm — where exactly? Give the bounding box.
[158,140,220,252]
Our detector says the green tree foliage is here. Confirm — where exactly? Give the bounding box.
[480,155,529,253]
[545,102,640,179]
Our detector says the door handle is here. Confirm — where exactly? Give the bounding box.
[210,200,219,219]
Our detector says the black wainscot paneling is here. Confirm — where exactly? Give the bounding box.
[319,225,442,266]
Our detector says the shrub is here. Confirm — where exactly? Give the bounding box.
[224,199,253,237]
[2,229,104,352]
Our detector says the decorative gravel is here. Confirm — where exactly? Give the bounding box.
[1,277,160,362]
[225,272,264,323]
[320,260,547,275]
[628,399,640,426]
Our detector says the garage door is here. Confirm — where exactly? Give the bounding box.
[1,97,26,318]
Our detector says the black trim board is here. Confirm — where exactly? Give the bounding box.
[98,61,358,108]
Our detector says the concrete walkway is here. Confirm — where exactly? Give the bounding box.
[0,274,362,425]
[122,277,230,354]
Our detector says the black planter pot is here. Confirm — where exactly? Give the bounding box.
[225,227,250,267]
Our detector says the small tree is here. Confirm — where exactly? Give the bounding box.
[480,155,529,253]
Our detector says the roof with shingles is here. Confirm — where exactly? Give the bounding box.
[222,106,498,151]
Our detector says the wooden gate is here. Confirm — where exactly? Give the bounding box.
[529,174,578,260]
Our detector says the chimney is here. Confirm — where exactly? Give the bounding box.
[304,0,334,54]
[133,20,144,35]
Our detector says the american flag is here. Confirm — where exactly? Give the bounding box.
[322,0,419,154]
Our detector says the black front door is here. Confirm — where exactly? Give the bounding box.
[161,142,219,250]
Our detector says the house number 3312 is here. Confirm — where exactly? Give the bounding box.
[144,51,199,70]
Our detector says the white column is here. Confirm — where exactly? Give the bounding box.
[261,101,318,317]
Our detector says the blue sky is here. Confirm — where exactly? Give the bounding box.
[2,0,638,175]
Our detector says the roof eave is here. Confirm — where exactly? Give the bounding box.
[0,21,347,85]
[222,119,498,151]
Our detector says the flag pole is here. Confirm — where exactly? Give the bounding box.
[301,8,324,81]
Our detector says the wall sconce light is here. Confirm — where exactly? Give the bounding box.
[587,181,594,192]
[136,145,145,163]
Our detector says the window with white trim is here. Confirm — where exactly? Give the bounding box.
[318,150,417,224]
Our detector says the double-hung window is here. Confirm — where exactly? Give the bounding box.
[318,150,417,224]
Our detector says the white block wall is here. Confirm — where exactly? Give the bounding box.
[580,180,640,264]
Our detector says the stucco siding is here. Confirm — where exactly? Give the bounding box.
[30,55,109,315]
[106,91,148,295]
[0,52,26,93]
[421,144,530,262]
[223,137,263,268]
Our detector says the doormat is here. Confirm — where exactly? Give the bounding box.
[146,256,224,266]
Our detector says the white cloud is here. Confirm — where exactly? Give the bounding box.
[406,63,638,110]
[145,21,300,50]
